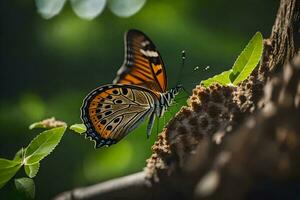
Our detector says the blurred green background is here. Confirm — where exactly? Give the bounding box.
[0,0,278,199]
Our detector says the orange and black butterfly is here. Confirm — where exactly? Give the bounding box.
[81,29,182,148]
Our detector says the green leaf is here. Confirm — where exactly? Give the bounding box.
[13,148,25,163]
[25,162,40,178]
[70,0,107,20]
[230,32,263,85]
[0,158,22,188]
[14,177,35,199]
[201,32,263,87]
[201,70,232,87]
[70,123,87,134]
[24,126,67,165]
[36,0,66,19]
[108,0,146,17]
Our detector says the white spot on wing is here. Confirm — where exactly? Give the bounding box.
[141,41,150,47]
[140,49,158,57]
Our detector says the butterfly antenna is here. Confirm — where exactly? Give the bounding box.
[175,50,186,86]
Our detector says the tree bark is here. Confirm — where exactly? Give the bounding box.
[55,0,300,199]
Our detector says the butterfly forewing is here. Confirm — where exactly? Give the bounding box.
[81,84,157,147]
[113,29,167,92]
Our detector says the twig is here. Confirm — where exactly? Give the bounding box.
[54,171,150,200]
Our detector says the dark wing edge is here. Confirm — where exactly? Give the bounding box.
[81,85,118,148]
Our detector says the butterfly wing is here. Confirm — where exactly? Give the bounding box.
[81,84,158,148]
[113,29,167,93]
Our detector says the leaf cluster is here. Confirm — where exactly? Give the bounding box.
[0,121,67,198]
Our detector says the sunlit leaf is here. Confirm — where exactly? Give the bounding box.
[35,0,66,19]
[24,126,67,165]
[201,32,263,87]
[108,0,146,17]
[230,32,263,85]
[70,124,87,134]
[70,0,107,20]
[13,148,25,163]
[24,162,40,178]
[0,158,22,188]
[14,177,35,199]
[201,70,232,87]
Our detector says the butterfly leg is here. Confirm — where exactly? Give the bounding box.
[146,111,156,139]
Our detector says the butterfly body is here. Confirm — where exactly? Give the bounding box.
[156,85,182,117]
[81,29,182,148]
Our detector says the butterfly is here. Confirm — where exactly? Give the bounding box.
[81,29,182,148]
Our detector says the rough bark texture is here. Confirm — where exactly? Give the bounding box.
[55,0,300,199]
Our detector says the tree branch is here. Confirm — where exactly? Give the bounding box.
[55,172,151,200]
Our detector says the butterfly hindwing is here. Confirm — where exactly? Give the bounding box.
[81,84,157,148]
[113,29,167,93]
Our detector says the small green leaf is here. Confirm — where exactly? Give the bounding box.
[25,162,40,178]
[230,32,263,85]
[201,32,263,87]
[70,124,87,134]
[0,158,22,188]
[14,177,35,199]
[13,148,25,163]
[24,126,67,165]
[201,70,232,87]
